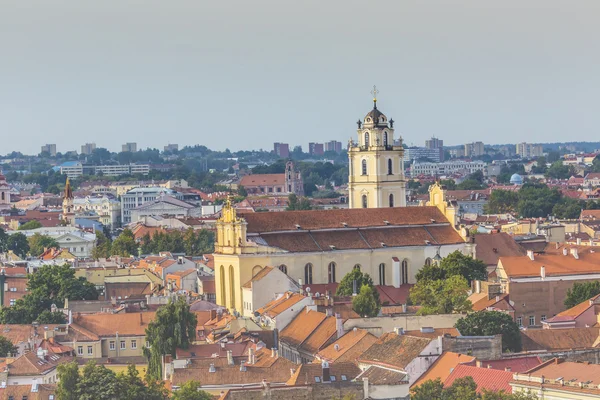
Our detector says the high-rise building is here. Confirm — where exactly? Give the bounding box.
[122,142,137,153]
[41,144,57,157]
[516,143,543,158]
[464,141,485,157]
[81,143,97,155]
[404,147,442,163]
[164,144,179,152]
[324,140,343,153]
[273,142,290,158]
[348,95,406,208]
[308,142,324,156]
[425,137,444,161]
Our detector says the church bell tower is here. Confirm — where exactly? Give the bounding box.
[348,87,407,208]
[62,178,75,226]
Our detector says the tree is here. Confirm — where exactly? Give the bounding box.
[91,231,111,259]
[56,361,81,400]
[117,364,168,400]
[28,233,60,256]
[565,281,600,308]
[144,298,198,380]
[286,193,312,211]
[455,311,522,352]
[111,229,138,256]
[444,376,478,400]
[6,233,30,257]
[545,160,574,179]
[410,378,444,400]
[484,190,519,214]
[352,285,381,317]
[415,251,487,284]
[18,220,43,230]
[237,185,248,197]
[0,335,18,356]
[172,381,212,400]
[410,275,472,315]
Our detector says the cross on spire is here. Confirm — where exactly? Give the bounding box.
[370,85,379,109]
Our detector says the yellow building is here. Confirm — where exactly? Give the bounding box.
[348,89,406,209]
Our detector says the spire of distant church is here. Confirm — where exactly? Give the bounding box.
[371,85,379,110]
[64,177,73,199]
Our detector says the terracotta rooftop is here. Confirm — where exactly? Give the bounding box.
[279,309,327,348]
[444,364,513,394]
[468,356,542,373]
[356,365,408,385]
[412,352,475,388]
[242,266,274,289]
[255,292,307,318]
[299,315,338,355]
[72,311,156,337]
[499,251,600,278]
[287,362,361,385]
[239,173,286,187]
[8,350,72,376]
[316,328,377,365]
[520,327,600,351]
[515,358,600,388]
[469,293,514,312]
[0,384,56,400]
[0,324,63,346]
[473,233,526,266]
[167,268,197,278]
[357,333,432,370]
[545,294,600,323]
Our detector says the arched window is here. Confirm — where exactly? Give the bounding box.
[383,132,388,147]
[219,266,226,305]
[353,264,361,271]
[229,265,236,309]
[401,259,409,284]
[1,192,4,201]
[387,159,393,175]
[389,194,394,208]
[379,263,386,285]
[364,132,370,147]
[425,258,432,267]
[362,195,368,209]
[362,160,367,175]
[278,264,287,274]
[328,262,336,283]
[252,265,262,277]
[304,263,313,285]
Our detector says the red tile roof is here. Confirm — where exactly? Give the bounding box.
[357,333,432,370]
[469,356,542,373]
[239,174,285,187]
[412,352,475,388]
[280,309,327,348]
[473,233,526,266]
[444,364,513,393]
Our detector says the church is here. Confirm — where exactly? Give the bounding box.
[213,93,472,312]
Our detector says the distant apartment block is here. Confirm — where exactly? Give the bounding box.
[324,140,343,153]
[410,160,486,177]
[81,143,97,155]
[274,142,290,158]
[425,137,444,161]
[308,142,324,156]
[449,148,465,158]
[516,142,543,158]
[59,162,150,178]
[464,141,485,157]
[164,143,179,152]
[41,144,57,157]
[404,147,442,163]
[122,142,137,153]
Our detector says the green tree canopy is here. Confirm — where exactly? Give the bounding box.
[416,251,487,284]
[28,233,59,257]
[564,281,600,309]
[410,378,444,400]
[172,380,212,400]
[484,190,519,214]
[286,193,312,210]
[455,310,522,352]
[6,232,30,257]
[410,275,472,316]
[352,284,381,317]
[91,230,112,259]
[18,220,43,230]
[144,297,198,380]
[111,229,138,256]
[0,335,18,356]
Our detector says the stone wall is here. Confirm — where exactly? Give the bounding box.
[442,335,503,360]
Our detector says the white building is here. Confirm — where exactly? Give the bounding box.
[73,196,121,228]
[129,195,201,223]
[121,187,184,224]
[14,227,96,258]
[410,160,486,177]
[240,266,300,318]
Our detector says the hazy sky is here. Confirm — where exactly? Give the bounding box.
[1,1,599,155]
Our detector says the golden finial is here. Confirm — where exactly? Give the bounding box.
[370,85,379,109]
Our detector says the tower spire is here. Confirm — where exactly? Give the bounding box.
[370,85,379,109]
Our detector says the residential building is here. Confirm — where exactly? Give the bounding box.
[238,161,303,196]
[309,142,324,156]
[464,141,485,157]
[315,328,378,366]
[542,293,600,329]
[81,142,96,155]
[404,147,442,163]
[240,267,300,317]
[325,140,343,153]
[473,233,526,275]
[254,292,313,331]
[164,143,179,152]
[95,163,150,176]
[425,136,444,161]
[1,267,28,307]
[288,362,362,385]
[41,144,57,156]
[448,148,465,158]
[273,142,290,158]
[348,97,407,208]
[584,172,600,187]
[411,351,475,389]
[2,347,72,385]
[410,160,486,177]
[444,364,514,394]
[13,227,96,258]
[59,161,84,179]
[120,187,183,224]
[121,142,137,153]
[166,268,198,293]
[0,384,57,398]
[73,195,121,228]
[129,195,201,223]
[516,142,543,158]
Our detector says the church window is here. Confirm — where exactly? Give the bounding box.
[278,265,288,274]
[379,263,386,285]
[364,132,370,147]
[389,194,394,208]
[328,262,336,283]
[362,195,368,209]
[353,264,361,271]
[304,263,313,285]
[361,160,367,175]
[387,159,393,175]
[401,259,409,284]
[219,266,226,305]
[425,258,432,267]
[1,192,4,201]
[229,265,236,309]
[383,132,388,147]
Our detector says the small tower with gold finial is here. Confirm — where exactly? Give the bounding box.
[215,194,248,255]
[62,177,75,226]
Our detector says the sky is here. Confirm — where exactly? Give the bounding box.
[1,0,599,155]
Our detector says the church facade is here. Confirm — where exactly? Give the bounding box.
[212,95,472,313]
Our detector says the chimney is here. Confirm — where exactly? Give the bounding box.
[248,347,255,365]
[563,248,568,256]
[527,250,534,261]
[240,361,246,372]
[402,303,407,313]
[209,363,216,373]
[362,377,369,400]
[271,348,276,358]
[505,367,512,372]
[495,295,500,302]
[321,361,331,382]
[476,360,482,368]
[325,308,333,317]
[227,350,234,365]
[475,280,481,294]
[335,313,344,339]
[540,266,546,279]
[577,238,582,246]
[394,327,404,335]
[573,248,579,260]
[290,368,296,377]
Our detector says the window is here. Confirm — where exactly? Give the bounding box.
[424,258,432,267]
[379,263,386,285]
[87,346,93,355]
[9,299,15,306]
[109,341,115,351]
[529,316,535,326]
[229,265,236,310]
[314,377,321,383]
[364,132,369,146]
[328,262,336,283]
[304,264,313,285]
[341,375,347,381]
[77,346,83,355]
[541,315,547,322]
[383,132,388,147]
[288,185,291,192]
[49,396,55,400]
[362,194,368,209]
[131,340,137,349]
[516,317,523,327]
[361,159,367,175]
[330,375,336,382]
[353,264,361,271]
[389,194,394,208]
[219,266,226,306]
[120,341,126,350]
[278,265,287,274]
[387,158,393,175]
[401,259,409,285]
